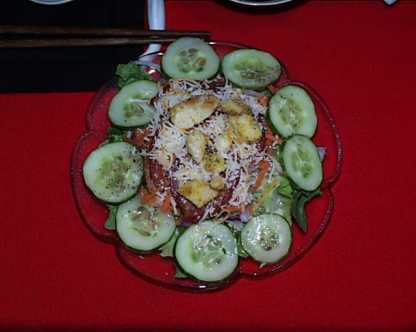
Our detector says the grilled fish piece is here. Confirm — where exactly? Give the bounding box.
[221,98,250,115]
[229,113,262,143]
[187,130,207,163]
[171,95,219,129]
[203,151,226,174]
[178,179,219,208]
[210,175,226,190]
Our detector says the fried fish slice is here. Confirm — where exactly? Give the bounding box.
[229,113,262,143]
[171,95,219,129]
[210,175,225,190]
[187,130,207,163]
[221,98,250,115]
[178,179,219,208]
[214,128,233,157]
[203,151,226,174]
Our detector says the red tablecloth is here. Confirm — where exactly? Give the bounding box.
[1,1,415,331]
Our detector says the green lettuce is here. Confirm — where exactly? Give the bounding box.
[116,63,153,88]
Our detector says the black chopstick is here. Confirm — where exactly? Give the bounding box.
[0,25,210,48]
[0,25,210,38]
[0,37,196,49]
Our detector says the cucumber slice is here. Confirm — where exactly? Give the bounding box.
[222,49,281,90]
[109,80,158,127]
[161,37,220,80]
[175,221,238,282]
[282,135,322,191]
[241,214,291,263]
[269,85,317,138]
[116,196,176,251]
[83,142,143,203]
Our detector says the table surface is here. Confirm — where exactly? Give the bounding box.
[1,1,415,331]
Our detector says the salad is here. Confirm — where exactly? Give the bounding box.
[82,38,324,283]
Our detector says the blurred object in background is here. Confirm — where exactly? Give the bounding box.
[226,0,295,6]
[0,0,145,92]
[384,0,398,5]
[139,0,165,64]
[27,0,75,4]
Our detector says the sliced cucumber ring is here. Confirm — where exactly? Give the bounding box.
[162,37,220,80]
[175,221,238,282]
[109,80,158,128]
[83,142,143,203]
[116,196,176,251]
[282,135,322,191]
[269,85,317,138]
[222,49,281,90]
[241,214,291,263]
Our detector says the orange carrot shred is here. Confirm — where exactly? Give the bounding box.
[139,187,158,207]
[252,160,270,193]
[258,95,269,107]
[127,128,151,150]
[160,192,172,214]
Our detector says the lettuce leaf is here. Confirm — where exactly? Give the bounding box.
[291,189,321,232]
[277,177,294,198]
[104,205,118,230]
[116,63,153,88]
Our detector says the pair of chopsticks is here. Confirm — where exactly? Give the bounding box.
[0,25,210,48]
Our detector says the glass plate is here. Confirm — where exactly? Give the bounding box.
[71,41,343,291]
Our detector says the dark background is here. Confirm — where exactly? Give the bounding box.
[0,0,146,92]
